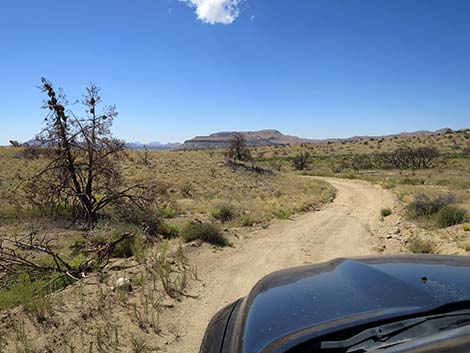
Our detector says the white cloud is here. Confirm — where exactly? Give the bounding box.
[180,0,241,24]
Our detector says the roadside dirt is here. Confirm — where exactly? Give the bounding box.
[163,177,402,353]
[3,177,435,353]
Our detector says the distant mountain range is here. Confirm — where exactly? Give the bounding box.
[19,139,181,150]
[124,141,181,150]
[11,128,462,150]
[179,129,313,150]
[178,128,459,150]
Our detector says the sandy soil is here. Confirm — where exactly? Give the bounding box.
[163,177,401,353]
[1,177,417,353]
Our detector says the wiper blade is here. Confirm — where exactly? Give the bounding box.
[321,317,426,349]
[321,309,470,350]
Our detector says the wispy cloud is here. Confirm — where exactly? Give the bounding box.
[179,0,242,24]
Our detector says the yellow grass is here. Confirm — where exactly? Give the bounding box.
[0,147,334,225]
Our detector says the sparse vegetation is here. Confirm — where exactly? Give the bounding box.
[381,208,392,217]
[1,114,468,352]
[436,205,467,228]
[181,221,229,246]
[0,274,53,322]
[407,236,435,254]
[292,152,310,170]
[407,193,456,219]
[226,132,252,161]
[211,203,237,222]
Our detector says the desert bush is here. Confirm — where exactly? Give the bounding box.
[292,152,310,170]
[159,207,176,218]
[16,145,43,159]
[113,233,144,259]
[460,240,470,251]
[407,236,435,254]
[158,222,179,238]
[381,208,392,217]
[436,206,467,228]
[211,203,236,222]
[401,178,425,185]
[239,214,260,227]
[273,208,293,220]
[372,146,439,169]
[463,224,470,232]
[181,221,229,246]
[407,193,456,218]
[180,182,193,198]
[115,204,162,236]
[226,133,252,161]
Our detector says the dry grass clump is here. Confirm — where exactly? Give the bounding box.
[460,240,470,252]
[181,221,229,247]
[211,203,237,222]
[407,236,435,254]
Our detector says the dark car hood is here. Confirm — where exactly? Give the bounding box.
[232,255,470,353]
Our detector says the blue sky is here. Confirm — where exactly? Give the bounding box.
[1,0,469,145]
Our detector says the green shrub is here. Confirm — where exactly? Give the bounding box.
[211,203,236,222]
[159,208,176,218]
[407,236,435,254]
[436,206,467,228]
[159,221,179,238]
[273,208,292,220]
[116,204,162,235]
[239,213,264,227]
[0,274,53,322]
[401,178,425,185]
[381,208,392,217]
[342,173,357,180]
[113,233,145,259]
[181,221,229,246]
[407,193,456,218]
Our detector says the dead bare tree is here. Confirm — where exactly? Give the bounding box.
[226,133,252,161]
[24,78,156,220]
[0,232,133,289]
[292,152,310,171]
[140,145,150,165]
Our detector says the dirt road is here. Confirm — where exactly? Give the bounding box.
[164,177,400,353]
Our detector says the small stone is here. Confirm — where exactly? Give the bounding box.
[113,277,132,292]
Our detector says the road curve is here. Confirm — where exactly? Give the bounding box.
[163,177,399,353]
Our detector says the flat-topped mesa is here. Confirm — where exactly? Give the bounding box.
[180,129,312,150]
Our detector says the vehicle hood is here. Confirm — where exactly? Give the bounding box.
[232,255,470,353]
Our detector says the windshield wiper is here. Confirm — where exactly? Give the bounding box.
[321,317,426,349]
[320,309,470,351]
